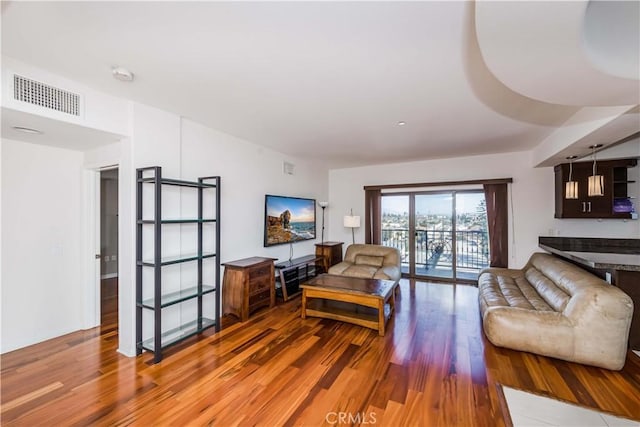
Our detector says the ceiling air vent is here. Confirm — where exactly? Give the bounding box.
[13,74,80,116]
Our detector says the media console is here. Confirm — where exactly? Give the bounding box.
[275,254,324,301]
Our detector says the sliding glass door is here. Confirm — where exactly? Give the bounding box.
[382,190,489,282]
[415,193,454,279]
[454,192,490,281]
[381,195,410,274]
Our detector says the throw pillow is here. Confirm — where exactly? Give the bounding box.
[355,254,384,268]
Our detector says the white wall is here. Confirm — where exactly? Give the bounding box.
[180,119,329,262]
[328,150,639,270]
[119,103,329,355]
[0,98,329,356]
[0,137,3,346]
[1,138,84,352]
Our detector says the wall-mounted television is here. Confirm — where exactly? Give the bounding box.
[264,195,316,247]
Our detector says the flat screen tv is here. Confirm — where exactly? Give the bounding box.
[264,195,316,247]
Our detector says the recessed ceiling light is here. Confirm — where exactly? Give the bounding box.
[12,126,42,134]
[112,66,134,82]
[566,155,578,160]
[397,121,406,126]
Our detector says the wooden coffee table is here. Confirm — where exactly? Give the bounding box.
[300,274,397,336]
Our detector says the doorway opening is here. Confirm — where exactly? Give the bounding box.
[100,168,118,328]
[381,190,489,282]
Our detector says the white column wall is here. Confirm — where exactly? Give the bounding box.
[1,139,84,352]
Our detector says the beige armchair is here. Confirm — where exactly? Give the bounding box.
[328,244,401,283]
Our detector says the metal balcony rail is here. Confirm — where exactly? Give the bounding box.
[381,228,489,273]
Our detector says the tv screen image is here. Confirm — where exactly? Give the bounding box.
[264,195,316,246]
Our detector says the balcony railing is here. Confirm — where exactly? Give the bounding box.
[381,228,489,277]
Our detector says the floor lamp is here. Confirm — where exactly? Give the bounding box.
[318,201,328,245]
[343,209,361,245]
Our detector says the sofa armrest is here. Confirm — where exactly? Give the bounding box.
[374,266,401,282]
[562,287,633,370]
[483,307,574,359]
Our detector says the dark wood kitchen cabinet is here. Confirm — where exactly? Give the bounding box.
[554,158,637,219]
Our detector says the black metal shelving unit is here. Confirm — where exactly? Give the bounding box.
[136,166,221,363]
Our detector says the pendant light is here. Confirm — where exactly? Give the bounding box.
[565,156,579,199]
[587,144,604,197]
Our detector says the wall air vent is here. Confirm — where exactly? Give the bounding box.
[283,161,295,175]
[13,74,80,116]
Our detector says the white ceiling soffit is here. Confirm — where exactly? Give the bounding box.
[475,0,640,107]
[1,107,122,151]
[535,109,640,167]
[0,1,586,168]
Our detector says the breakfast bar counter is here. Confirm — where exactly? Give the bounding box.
[538,245,640,272]
[539,236,640,350]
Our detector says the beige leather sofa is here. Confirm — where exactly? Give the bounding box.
[328,244,401,283]
[478,252,633,370]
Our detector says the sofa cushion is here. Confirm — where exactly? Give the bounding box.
[524,267,570,312]
[341,265,380,279]
[478,270,554,312]
[344,244,399,268]
[355,254,384,268]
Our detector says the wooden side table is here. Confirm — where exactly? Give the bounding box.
[315,241,344,272]
[222,257,276,322]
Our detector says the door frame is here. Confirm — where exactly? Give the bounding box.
[82,164,120,330]
[382,188,484,284]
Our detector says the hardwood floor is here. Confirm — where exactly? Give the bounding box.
[2,279,639,426]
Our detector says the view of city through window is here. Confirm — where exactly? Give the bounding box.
[382,192,490,280]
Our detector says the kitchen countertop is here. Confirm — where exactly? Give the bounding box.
[539,243,640,272]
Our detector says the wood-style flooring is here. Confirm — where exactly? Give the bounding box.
[2,279,639,426]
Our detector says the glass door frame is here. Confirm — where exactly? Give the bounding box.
[413,190,457,281]
[381,188,484,284]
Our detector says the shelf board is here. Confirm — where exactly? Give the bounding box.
[139,285,216,309]
[139,317,216,352]
[611,212,637,219]
[138,177,217,188]
[614,180,636,184]
[304,299,391,330]
[138,253,216,267]
[138,219,216,224]
[275,255,323,269]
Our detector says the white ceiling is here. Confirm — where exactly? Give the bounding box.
[475,0,640,106]
[1,1,638,168]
